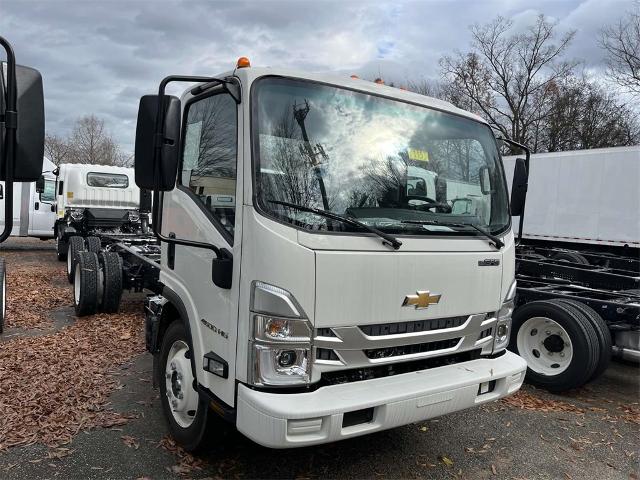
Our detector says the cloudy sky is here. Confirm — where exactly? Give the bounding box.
[2,0,635,153]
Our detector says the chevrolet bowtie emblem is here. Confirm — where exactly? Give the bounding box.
[402,291,442,309]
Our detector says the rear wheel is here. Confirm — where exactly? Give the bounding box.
[553,251,589,265]
[159,321,213,452]
[0,258,6,334]
[74,251,99,316]
[511,300,600,392]
[554,299,611,381]
[85,236,101,253]
[67,236,86,283]
[56,236,68,261]
[99,252,122,313]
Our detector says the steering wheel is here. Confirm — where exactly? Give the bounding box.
[405,195,452,213]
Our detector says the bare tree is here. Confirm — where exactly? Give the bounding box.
[44,133,71,166]
[542,74,639,151]
[600,5,640,96]
[440,15,576,148]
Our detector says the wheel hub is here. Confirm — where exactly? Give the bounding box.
[543,334,565,353]
[165,340,198,428]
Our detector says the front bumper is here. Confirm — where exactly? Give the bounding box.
[237,350,526,448]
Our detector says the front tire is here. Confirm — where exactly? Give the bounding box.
[56,236,68,261]
[159,321,213,452]
[74,251,99,317]
[511,300,600,392]
[67,236,86,283]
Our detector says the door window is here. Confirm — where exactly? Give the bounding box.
[41,179,56,202]
[181,93,238,240]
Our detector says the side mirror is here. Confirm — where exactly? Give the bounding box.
[35,174,45,193]
[479,166,494,194]
[435,175,447,203]
[0,184,3,200]
[0,63,45,182]
[510,158,528,216]
[134,94,181,191]
[212,248,233,289]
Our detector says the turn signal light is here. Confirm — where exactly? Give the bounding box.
[236,57,251,68]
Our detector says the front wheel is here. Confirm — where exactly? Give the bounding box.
[56,236,68,262]
[0,258,6,334]
[158,321,213,452]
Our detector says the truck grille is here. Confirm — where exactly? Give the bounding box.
[360,316,467,336]
[312,313,497,382]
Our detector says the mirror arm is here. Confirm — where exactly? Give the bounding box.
[0,36,18,243]
[150,190,224,258]
[498,137,530,245]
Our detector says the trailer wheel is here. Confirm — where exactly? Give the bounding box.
[554,299,611,381]
[0,259,6,334]
[99,252,122,313]
[56,236,68,262]
[511,300,600,392]
[553,251,589,265]
[85,236,101,253]
[159,321,213,452]
[67,236,86,283]
[74,251,99,317]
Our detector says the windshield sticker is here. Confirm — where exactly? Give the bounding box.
[408,148,429,162]
[422,225,455,232]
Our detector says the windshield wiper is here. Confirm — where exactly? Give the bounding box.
[401,219,504,249]
[269,200,402,250]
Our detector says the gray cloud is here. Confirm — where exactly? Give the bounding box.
[1,0,635,153]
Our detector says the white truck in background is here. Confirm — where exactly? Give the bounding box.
[0,156,56,239]
[53,164,149,282]
[502,146,640,252]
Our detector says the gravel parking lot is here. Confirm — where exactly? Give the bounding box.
[0,238,638,480]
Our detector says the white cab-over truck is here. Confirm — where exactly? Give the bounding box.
[79,59,530,449]
[0,156,56,238]
[53,164,151,282]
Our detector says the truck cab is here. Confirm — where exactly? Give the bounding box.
[137,62,527,450]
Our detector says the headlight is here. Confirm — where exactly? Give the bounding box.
[493,280,516,353]
[127,210,140,223]
[69,208,85,221]
[248,282,312,386]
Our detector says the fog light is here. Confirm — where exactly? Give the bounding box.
[497,324,508,338]
[278,350,297,367]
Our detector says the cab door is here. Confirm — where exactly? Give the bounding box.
[159,89,242,407]
[29,177,56,237]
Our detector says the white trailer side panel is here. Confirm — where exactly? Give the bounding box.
[503,146,640,247]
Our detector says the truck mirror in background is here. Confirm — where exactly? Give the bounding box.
[0,63,45,182]
[435,175,447,203]
[35,174,45,193]
[510,158,528,216]
[134,94,181,191]
[479,166,494,194]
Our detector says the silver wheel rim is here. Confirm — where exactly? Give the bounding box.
[165,340,198,428]
[67,248,72,275]
[74,262,81,304]
[517,316,573,375]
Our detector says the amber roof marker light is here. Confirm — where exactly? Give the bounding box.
[236,57,251,68]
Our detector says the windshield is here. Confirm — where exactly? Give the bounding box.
[253,77,510,236]
[86,172,129,189]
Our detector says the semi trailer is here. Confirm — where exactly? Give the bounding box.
[502,147,640,392]
[0,156,56,239]
[69,58,531,450]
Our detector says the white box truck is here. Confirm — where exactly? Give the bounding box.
[70,59,530,450]
[503,146,640,251]
[0,156,56,239]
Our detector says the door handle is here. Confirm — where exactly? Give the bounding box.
[34,202,39,210]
